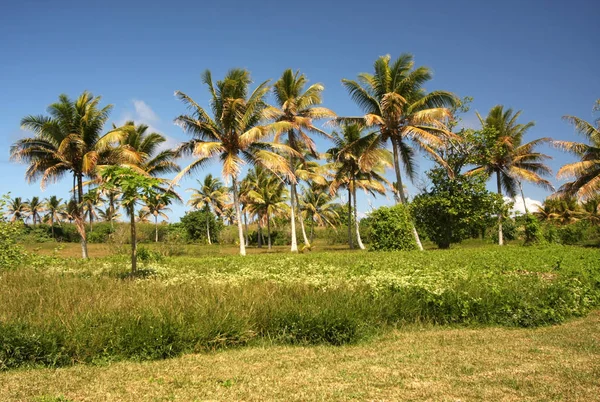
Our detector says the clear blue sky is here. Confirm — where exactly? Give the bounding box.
[1,0,598,220]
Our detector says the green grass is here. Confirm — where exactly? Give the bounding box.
[1,245,599,370]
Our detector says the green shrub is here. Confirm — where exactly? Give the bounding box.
[0,222,25,268]
[180,210,222,243]
[523,214,542,245]
[369,204,417,251]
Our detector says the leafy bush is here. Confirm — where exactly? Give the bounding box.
[0,222,25,268]
[87,223,115,243]
[180,210,222,243]
[523,214,542,245]
[369,204,417,251]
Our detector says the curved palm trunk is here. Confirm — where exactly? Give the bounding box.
[257,217,263,248]
[76,173,89,259]
[289,182,298,252]
[232,177,246,256]
[130,204,137,273]
[347,188,354,249]
[392,139,423,251]
[295,188,310,248]
[497,172,504,246]
[267,213,272,250]
[518,181,529,215]
[206,212,212,245]
[352,179,365,250]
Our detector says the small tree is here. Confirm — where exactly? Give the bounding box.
[412,169,504,249]
[369,204,418,251]
[98,166,165,273]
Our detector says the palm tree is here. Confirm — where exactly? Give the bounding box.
[299,183,340,243]
[265,69,336,252]
[10,91,117,258]
[141,194,172,242]
[172,68,294,256]
[187,174,228,245]
[7,197,28,222]
[135,208,151,223]
[97,189,121,227]
[535,197,583,225]
[25,196,44,225]
[340,54,458,250]
[327,124,391,249]
[468,105,554,245]
[245,165,289,249]
[555,100,600,201]
[44,196,65,238]
[582,196,600,225]
[82,187,102,232]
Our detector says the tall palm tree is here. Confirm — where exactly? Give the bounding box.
[468,105,554,245]
[172,68,294,256]
[44,195,65,238]
[265,69,336,252]
[187,174,228,245]
[340,54,458,250]
[245,165,289,249]
[299,183,340,243]
[7,197,28,222]
[82,187,102,232]
[141,194,172,242]
[25,196,44,225]
[555,100,600,201]
[10,91,117,258]
[327,124,391,249]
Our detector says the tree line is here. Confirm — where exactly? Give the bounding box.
[7,54,600,259]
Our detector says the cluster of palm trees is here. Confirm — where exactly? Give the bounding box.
[8,53,600,257]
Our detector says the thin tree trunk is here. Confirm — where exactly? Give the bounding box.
[51,216,55,239]
[295,186,310,248]
[244,211,249,247]
[392,139,423,251]
[76,173,89,259]
[206,212,212,245]
[289,181,298,252]
[232,177,246,256]
[130,204,137,273]
[497,171,504,246]
[310,218,314,244]
[353,179,365,250]
[89,206,93,233]
[347,188,354,249]
[267,213,272,250]
[518,181,529,215]
[155,215,159,243]
[257,217,262,248]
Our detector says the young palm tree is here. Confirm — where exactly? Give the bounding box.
[136,208,152,223]
[7,197,28,222]
[468,105,554,245]
[141,194,172,242]
[245,165,289,249]
[265,69,336,252]
[327,124,391,249]
[299,183,340,243]
[82,187,102,232]
[187,174,228,245]
[341,54,458,250]
[25,196,44,225]
[534,197,583,225]
[10,91,117,258]
[97,190,121,227]
[173,69,294,256]
[555,100,600,201]
[44,195,66,238]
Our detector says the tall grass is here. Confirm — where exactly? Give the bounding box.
[1,246,599,370]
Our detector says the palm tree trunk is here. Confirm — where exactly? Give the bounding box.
[155,215,159,243]
[89,206,93,233]
[130,204,137,273]
[497,171,504,246]
[76,173,89,259]
[392,139,423,251]
[257,217,262,248]
[295,187,310,248]
[518,181,529,215]
[310,218,314,244]
[206,212,212,245]
[267,213,272,250]
[289,181,298,252]
[232,177,246,256]
[244,211,249,247]
[347,188,354,249]
[51,215,55,239]
[353,179,365,250]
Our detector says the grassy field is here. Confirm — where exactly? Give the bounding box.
[1,311,599,401]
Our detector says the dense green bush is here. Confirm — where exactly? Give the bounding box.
[369,204,417,251]
[0,222,25,268]
[523,214,542,245]
[180,210,222,243]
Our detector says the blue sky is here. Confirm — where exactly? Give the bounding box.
[1,0,598,220]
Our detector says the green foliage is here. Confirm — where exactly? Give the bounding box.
[491,218,518,243]
[0,195,26,268]
[523,214,542,245]
[180,210,222,243]
[87,223,116,243]
[369,204,417,251]
[1,246,599,370]
[412,170,504,248]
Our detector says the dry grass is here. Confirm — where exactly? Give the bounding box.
[2,311,598,401]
